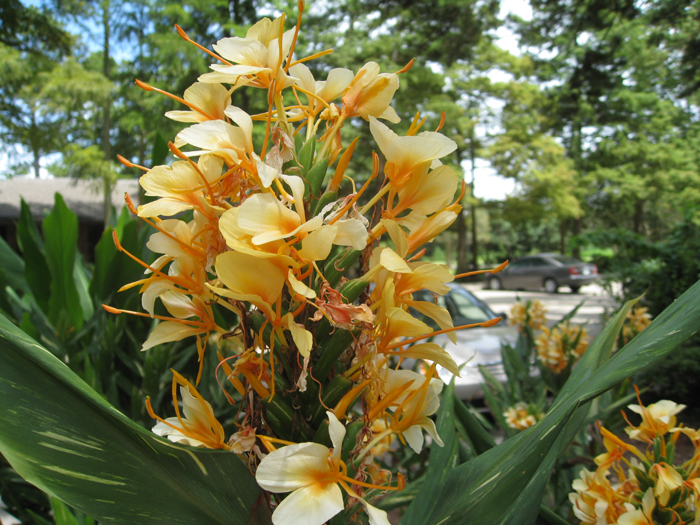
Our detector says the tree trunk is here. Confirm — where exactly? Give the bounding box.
[633,199,644,234]
[102,0,112,226]
[456,206,468,274]
[469,137,478,270]
[31,110,40,178]
[559,219,567,254]
[571,218,581,259]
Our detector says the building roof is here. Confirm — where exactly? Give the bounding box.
[0,177,140,222]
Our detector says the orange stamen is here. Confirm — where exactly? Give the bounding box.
[367,380,415,421]
[174,24,232,65]
[397,58,414,74]
[328,137,358,192]
[118,155,148,171]
[328,152,378,225]
[333,378,373,420]
[435,111,446,132]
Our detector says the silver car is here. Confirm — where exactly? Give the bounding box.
[408,284,517,399]
[484,253,599,293]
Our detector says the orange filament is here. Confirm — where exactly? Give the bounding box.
[454,260,508,279]
[287,49,333,68]
[216,352,246,397]
[383,317,502,351]
[285,1,304,73]
[110,230,198,290]
[136,79,218,121]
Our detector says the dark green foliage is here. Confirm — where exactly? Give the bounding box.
[573,209,700,316]
[0,0,72,56]
[637,337,700,418]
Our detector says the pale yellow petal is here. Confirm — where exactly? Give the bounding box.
[333,219,367,251]
[298,225,337,261]
[381,219,408,258]
[379,248,411,273]
[287,270,316,299]
[399,342,460,376]
[142,321,202,351]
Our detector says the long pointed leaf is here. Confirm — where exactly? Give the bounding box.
[403,279,700,524]
[0,314,262,524]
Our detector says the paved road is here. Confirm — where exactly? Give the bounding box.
[461,283,619,338]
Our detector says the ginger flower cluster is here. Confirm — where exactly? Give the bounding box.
[570,391,700,525]
[503,402,543,431]
[107,6,506,525]
[535,320,589,374]
[616,305,654,350]
[509,299,547,332]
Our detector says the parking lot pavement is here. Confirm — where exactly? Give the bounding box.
[460,282,619,338]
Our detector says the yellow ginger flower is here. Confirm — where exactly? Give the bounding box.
[572,395,700,524]
[569,468,637,525]
[341,63,401,123]
[200,15,297,92]
[288,63,353,121]
[255,412,397,525]
[369,116,456,192]
[617,489,655,525]
[147,371,229,450]
[503,403,542,431]
[509,299,547,331]
[625,397,686,442]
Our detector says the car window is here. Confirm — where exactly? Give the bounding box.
[509,259,530,269]
[550,255,581,265]
[446,292,491,323]
[529,257,549,267]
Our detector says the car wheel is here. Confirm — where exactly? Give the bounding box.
[544,278,558,294]
[570,285,581,294]
[489,277,503,290]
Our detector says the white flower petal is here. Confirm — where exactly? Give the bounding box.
[256,442,331,492]
[270,482,343,525]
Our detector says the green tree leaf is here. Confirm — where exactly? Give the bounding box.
[42,193,83,335]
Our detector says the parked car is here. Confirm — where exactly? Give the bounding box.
[484,253,599,293]
[407,284,518,399]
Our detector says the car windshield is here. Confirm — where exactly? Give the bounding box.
[550,255,581,265]
[411,288,496,326]
[446,289,493,323]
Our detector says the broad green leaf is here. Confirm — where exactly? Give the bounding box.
[42,194,83,334]
[0,314,263,524]
[17,199,51,313]
[0,234,28,294]
[73,257,94,321]
[399,381,458,524]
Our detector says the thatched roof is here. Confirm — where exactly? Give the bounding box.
[0,178,140,223]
